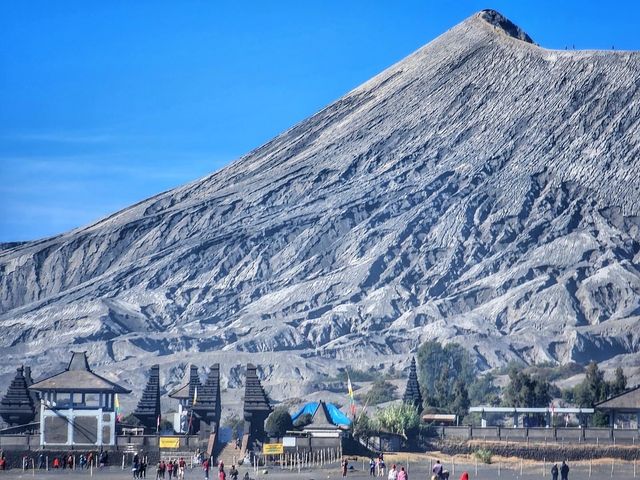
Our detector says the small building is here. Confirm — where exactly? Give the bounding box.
[595,385,640,428]
[168,365,201,434]
[289,400,350,451]
[422,413,458,426]
[29,351,131,447]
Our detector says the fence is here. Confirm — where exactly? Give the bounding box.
[440,426,640,444]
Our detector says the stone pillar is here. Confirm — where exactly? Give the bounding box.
[97,408,103,446]
[609,410,614,428]
[68,408,74,446]
[39,400,45,447]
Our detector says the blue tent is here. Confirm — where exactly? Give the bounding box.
[292,401,352,426]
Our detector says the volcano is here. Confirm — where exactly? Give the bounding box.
[1,10,639,398]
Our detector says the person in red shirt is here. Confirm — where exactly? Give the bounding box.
[203,458,210,479]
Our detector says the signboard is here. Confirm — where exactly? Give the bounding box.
[262,443,284,455]
[282,437,296,447]
[159,437,180,449]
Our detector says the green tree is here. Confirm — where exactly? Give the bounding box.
[351,412,374,446]
[610,367,627,396]
[573,361,609,406]
[468,373,500,406]
[503,368,551,407]
[265,407,293,438]
[416,341,476,409]
[450,380,471,419]
[375,403,420,439]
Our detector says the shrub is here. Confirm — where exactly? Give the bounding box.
[375,403,420,439]
[265,407,293,438]
[474,448,493,464]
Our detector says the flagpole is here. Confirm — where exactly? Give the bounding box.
[346,370,356,421]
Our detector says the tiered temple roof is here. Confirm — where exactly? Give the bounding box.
[194,364,221,425]
[402,357,423,410]
[243,364,272,414]
[0,366,37,426]
[133,364,161,430]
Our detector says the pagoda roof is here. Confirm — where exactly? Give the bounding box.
[133,364,161,423]
[0,366,37,425]
[29,352,131,394]
[194,364,220,409]
[595,385,640,410]
[243,364,272,413]
[402,357,423,410]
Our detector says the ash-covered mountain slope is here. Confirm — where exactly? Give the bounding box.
[1,10,640,397]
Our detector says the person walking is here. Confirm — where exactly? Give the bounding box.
[397,466,408,480]
[370,458,376,476]
[203,458,210,480]
[178,458,186,480]
[341,458,348,477]
[432,460,443,479]
[387,464,398,480]
[229,464,239,480]
[459,473,469,480]
[551,463,559,480]
[560,461,569,480]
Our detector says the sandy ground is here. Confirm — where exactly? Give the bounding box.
[1,455,638,480]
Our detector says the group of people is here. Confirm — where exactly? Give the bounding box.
[202,459,240,480]
[154,458,184,479]
[343,456,566,480]
[369,455,387,476]
[49,450,107,469]
[551,461,570,480]
[130,452,148,478]
[345,454,409,480]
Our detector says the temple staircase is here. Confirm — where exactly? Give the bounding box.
[215,442,243,467]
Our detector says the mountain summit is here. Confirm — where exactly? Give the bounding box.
[1,11,639,396]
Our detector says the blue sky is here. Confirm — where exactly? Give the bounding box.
[1,1,639,242]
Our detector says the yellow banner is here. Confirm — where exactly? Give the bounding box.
[262,443,283,455]
[159,437,180,449]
